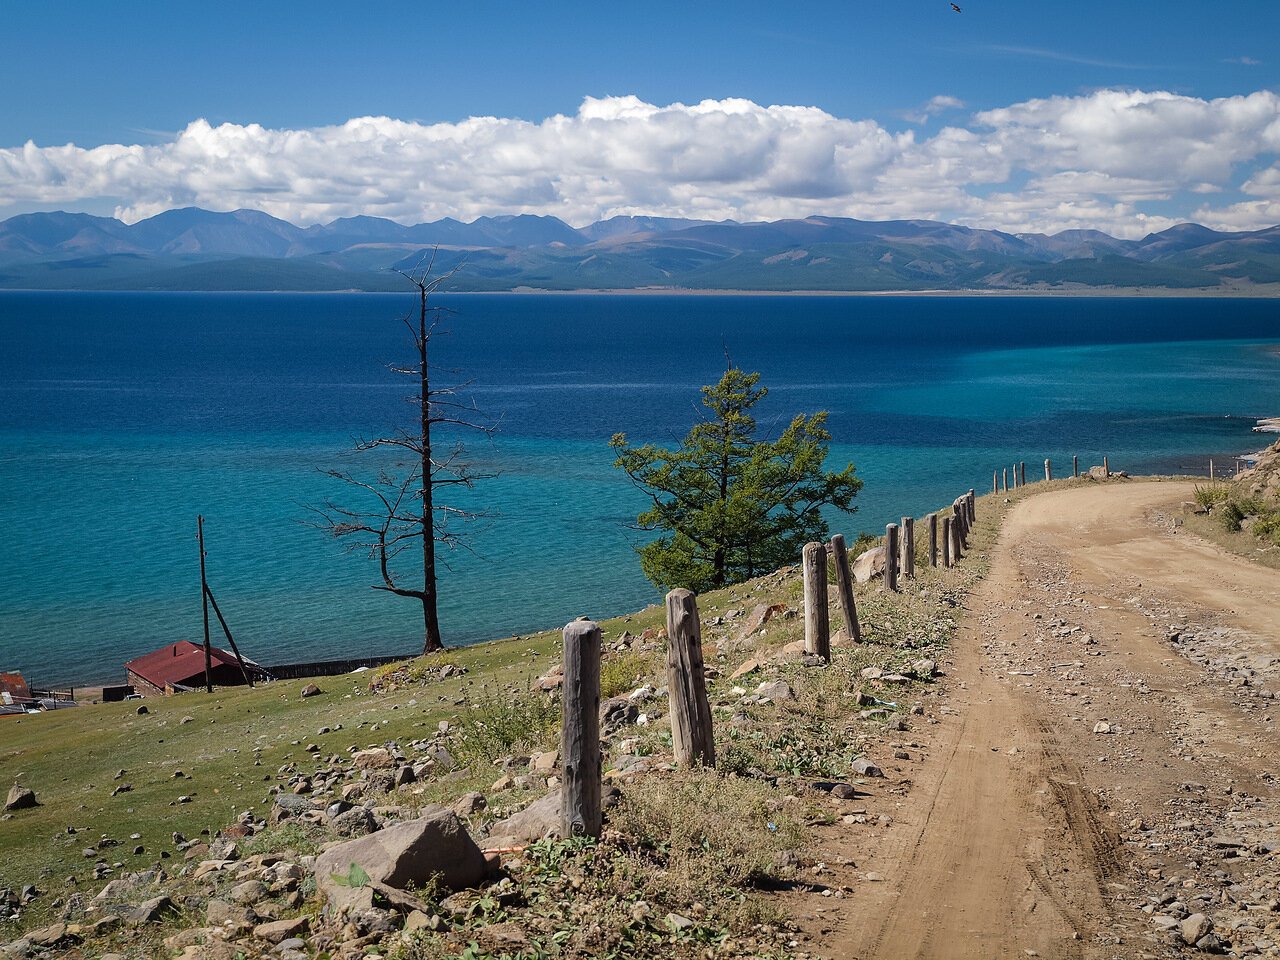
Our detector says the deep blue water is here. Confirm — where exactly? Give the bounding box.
[1,292,1278,684]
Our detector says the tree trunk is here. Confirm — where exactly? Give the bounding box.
[418,285,444,653]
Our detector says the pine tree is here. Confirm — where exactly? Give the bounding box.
[611,367,860,593]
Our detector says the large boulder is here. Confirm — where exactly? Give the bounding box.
[314,808,487,915]
[485,789,562,848]
[5,785,37,811]
[852,546,886,585]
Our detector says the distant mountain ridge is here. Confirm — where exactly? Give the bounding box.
[2,206,1279,292]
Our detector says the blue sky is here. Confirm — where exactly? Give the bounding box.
[2,1,1278,235]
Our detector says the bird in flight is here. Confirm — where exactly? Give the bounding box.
[951,2,962,10]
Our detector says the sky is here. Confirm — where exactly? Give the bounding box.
[1,0,1279,236]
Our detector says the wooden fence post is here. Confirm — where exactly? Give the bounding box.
[941,515,953,567]
[802,542,831,661]
[951,505,965,560]
[830,534,861,644]
[1002,467,1008,492]
[1045,458,1052,482]
[928,512,939,567]
[1019,461,1026,487]
[562,619,602,838]
[665,589,716,767]
[1073,455,1079,478]
[1104,456,1111,479]
[1208,458,1214,480]
[901,516,915,580]
[968,489,976,522]
[885,523,899,591]
[993,470,998,495]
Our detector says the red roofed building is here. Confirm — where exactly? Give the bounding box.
[125,641,261,695]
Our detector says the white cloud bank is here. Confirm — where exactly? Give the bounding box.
[2,88,1279,236]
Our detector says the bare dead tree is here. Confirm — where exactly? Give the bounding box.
[309,256,493,654]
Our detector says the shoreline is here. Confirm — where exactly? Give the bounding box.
[3,285,1280,298]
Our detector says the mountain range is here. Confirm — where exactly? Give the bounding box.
[2,207,1279,293]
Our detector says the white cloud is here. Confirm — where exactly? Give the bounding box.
[903,95,966,124]
[1,88,1278,235]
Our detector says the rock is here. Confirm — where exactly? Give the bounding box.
[853,546,887,584]
[452,792,487,817]
[600,697,639,732]
[1092,721,1112,734]
[755,680,796,702]
[1180,913,1212,945]
[4,785,37,811]
[228,879,269,905]
[135,705,149,715]
[911,658,937,678]
[666,912,695,931]
[485,789,562,846]
[331,807,378,838]
[353,748,396,770]
[206,899,256,928]
[735,603,787,640]
[26,923,75,947]
[300,684,322,698]
[852,759,884,778]
[126,895,176,924]
[729,658,763,680]
[477,921,529,951]
[1088,465,1108,480]
[860,666,883,680]
[532,664,563,692]
[254,915,309,943]
[314,808,488,914]
[531,750,559,774]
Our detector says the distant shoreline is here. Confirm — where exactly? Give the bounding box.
[3,285,1280,298]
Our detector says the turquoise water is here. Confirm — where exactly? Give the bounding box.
[1,292,1278,684]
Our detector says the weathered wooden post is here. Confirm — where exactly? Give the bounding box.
[968,489,976,522]
[951,505,965,560]
[665,589,716,767]
[1104,456,1111,479]
[1044,458,1052,482]
[562,619,602,837]
[885,523,899,591]
[1002,467,1008,492]
[993,470,998,494]
[1073,455,1079,478]
[830,534,861,644]
[1019,461,1026,487]
[928,512,939,567]
[941,515,953,567]
[901,516,915,580]
[802,542,831,661]
[1208,458,1214,480]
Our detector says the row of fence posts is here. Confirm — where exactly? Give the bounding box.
[556,486,982,838]
[994,455,1115,494]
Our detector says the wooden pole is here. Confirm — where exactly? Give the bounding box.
[665,590,716,766]
[197,516,213,694]
[561,619,602,836]
[1104,456,1111,479]
[1045,458,1052,482]
[830,535,861,644]
[941,515,953,567]
[993,469,998,495]
[204,585,254,687]
[901,516,915,580]
[1002,467,1008,492]
[802,542,831,660]
[1209,458,1214,480]
[1073,455,1079,478]
[885,523,899,592]
[928,512,939,567]
[1019,461,1026,487]
[951,505,965,560]
[968,489,976,522]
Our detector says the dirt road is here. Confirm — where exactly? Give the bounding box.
[807,480,1280,960]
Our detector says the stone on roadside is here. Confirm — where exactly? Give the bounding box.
[911,658,937,678]
[299,684,322,698]
[1092,721,1112,734]
[852,759,884,778]
[485,789,563,847]
[729,658,763,681]
[755,680,796,702]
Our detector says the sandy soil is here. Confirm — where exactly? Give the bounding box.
[794,480,1280,959]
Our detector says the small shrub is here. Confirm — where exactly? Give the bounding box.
[1219,500,1246,532]
[1193,482,1230,508]
[600,651,651,700]
[449,691,559,768]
